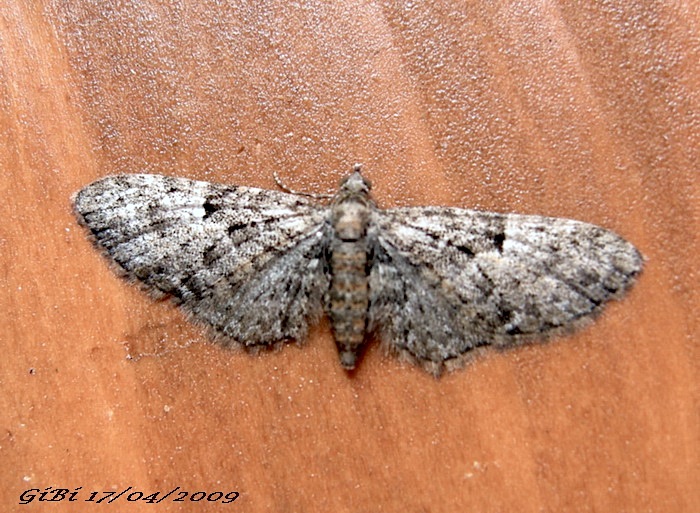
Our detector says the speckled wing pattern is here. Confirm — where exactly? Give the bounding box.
[74,172,642,374]
[368,207,642,372]
[74,174,331,345]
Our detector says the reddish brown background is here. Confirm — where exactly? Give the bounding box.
[1,1,697,512]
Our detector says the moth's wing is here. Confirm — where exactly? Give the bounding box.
[74,174,331,346]
[368,207,643,373]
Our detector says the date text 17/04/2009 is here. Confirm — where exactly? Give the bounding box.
[19,486,240,505]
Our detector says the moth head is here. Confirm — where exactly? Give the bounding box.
[338,164,372,197]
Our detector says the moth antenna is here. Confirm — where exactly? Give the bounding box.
[273,170,335,199]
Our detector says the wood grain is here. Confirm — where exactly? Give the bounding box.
[1,1,697,512]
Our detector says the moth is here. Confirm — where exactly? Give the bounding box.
[73,166,643,374]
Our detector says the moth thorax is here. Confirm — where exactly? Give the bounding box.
[332,201,370,241]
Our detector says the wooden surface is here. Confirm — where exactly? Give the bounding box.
[1,1,697,512]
